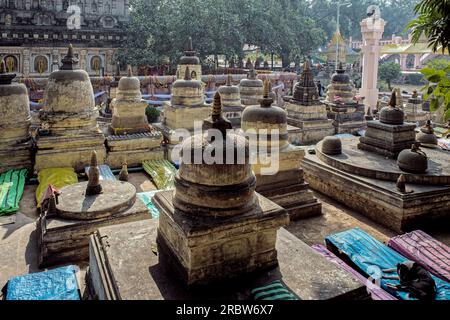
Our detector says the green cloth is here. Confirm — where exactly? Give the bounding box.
[0,169,27,216]
[142,160,177,190]
[137,191,160,219]
[251,280,299,300]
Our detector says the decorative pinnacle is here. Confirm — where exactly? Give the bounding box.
[212,91,222,116]
[184,66,191,80]
[248,68,256,80]
[397,174,406,193]
[90,150,98,167]
[188,37,193,51]
[127,65,132,77]
[389,90,397,108]
[303,59,311,71]
[0,60,16,85]
[60,43,78,70]
[226,73,232,86]
[338,62,344,70]
[263,79,271,98]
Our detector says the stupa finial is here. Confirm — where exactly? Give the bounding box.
[248,68,256,80]
[303,59,311,71]
[263,79,271,98]
[184,66,191,81]
[338,62,344,70]
[188,36,193,51]
[86,150,102,196]
[212,91,222,116]
[127,65,132,77]
[60,43,78,70]
[260,79,273,108]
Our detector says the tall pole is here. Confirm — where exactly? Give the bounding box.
[336,1,341,67]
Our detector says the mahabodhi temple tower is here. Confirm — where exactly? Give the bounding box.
[0,0,129,77]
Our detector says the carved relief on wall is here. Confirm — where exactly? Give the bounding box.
[33,55,49,74]
[3,55,18,72]
[90,55,102,74]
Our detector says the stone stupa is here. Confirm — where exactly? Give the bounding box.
[35,44,106,172]
[176,37,201,80]
[106,65,163,168]
[217,73,244,128]
[0,61,32,172]
[404,90,428,125]
[284,59,334,145]
[239,68,263,107]
[241,80,321,220]
[323,62,365,134]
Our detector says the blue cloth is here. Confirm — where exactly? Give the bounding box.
[325,228,450,300]
[144,100,165,106]
[94,91,106,99]
[6,265,80,300]
[85,165,116,181]
[137,191,160,219]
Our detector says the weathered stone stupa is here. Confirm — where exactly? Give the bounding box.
[35,44,106,172]
[38,150,151,267]
[217,73,244,128]
[176,37,201,80]
[86,94,364,300]
[323,63,365,134]
[404,90,428,125]
[284,60,334,145]
[0,61,32,172]
[358,91,416,158]
[239,68,263,107]
[106,66,163,168]
[155,92,289,285]
[154,61,210,159]
[241,80,321,220]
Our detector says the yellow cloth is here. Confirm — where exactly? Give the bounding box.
[36,168,78,208]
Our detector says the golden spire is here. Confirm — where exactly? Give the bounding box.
[127,65,132,77]
[212,91,222,116]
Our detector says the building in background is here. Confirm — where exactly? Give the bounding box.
[0,0,129,77]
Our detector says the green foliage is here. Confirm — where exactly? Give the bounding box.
[408,0,450,54]
[420,61,450,121]
[379,62,402,90]
[145,106,160,123]
[427,58,450,71]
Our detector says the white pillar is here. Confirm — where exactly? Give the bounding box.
[400,54,407,71]
[359,15,385,112]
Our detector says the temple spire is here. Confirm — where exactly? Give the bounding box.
[260,79,273,108]
[212,91,222,116]
[226,73,232,86]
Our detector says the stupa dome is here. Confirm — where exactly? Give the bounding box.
[174,92,256,217]
[171,66,204,106]
[331,63,351,84]
[417,120,438,148]
[321,136,342,155]
[379,90,404,125]
[397,144,428,173]
[240,68,263,88]
[116,65,142,100]
[43,44,95,114]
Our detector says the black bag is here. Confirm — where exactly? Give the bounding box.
[395,261,437,300]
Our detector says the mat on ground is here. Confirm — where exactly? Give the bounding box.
[312,244,396,300]
[36,168,78,208]
[388,230,450,283]
[325,228,450,300]
[85,164,116,181]
[143,159,177,190]
[137,190,161,219]
[4,265,80,300]
[251,280,299,300]
[0,169,27,216]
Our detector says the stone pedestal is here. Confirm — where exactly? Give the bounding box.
[239,69,263,107]
[38,180,151,267]
[360,15,385,112]
[325,102,366,134]
[87,219,367,300]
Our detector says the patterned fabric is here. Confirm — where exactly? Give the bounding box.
[388,230,450,283]
[0,169,27,215]
[251,280,299,300]
[325,228,450,300]
[143,159,177,190]
[6,265,80,300]
[312,244,396,300]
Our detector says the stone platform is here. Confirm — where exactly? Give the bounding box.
[87,219,367,300]
[37,181,151,268]
[303,139,450,232]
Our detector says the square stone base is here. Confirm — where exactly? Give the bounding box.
[87,219,367,300]
[37,197,151,268]
[106,148,164,169]
[303,153,450,233]
[0,142,33,173]
[154,191,289,286]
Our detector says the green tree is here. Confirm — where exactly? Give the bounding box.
[379,62,401,90]
[409,0,450,121]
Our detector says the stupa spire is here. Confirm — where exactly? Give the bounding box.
[86,150,102,196]
[127,65,133,77]
[389,89,397,108]
[60,44,78,71]
[226,73,233,86]
[260,79,273,108]
[212,91,222,116]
